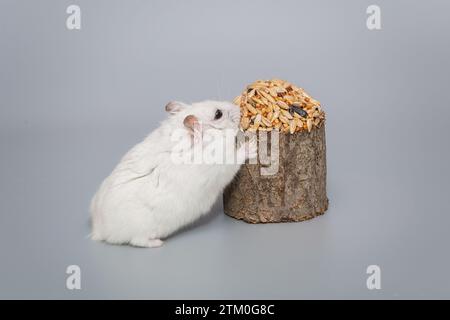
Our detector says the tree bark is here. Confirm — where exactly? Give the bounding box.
[223,125,328,223]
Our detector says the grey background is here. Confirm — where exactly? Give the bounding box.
[0,0,449,299]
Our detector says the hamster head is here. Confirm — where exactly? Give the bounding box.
[191,100,240,130]
[165,100,241,135]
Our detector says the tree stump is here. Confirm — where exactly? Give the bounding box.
[223,125,328,223]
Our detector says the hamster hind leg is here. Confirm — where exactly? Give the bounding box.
[129,237,164,248]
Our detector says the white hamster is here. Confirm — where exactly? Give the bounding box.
[90,100,256,247]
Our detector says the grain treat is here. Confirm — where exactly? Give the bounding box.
[233,79,325,134]
[224,78,328,223]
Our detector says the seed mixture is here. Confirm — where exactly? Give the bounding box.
[233,79,325,134]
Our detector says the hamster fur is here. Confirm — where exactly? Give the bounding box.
[90,100,256,247]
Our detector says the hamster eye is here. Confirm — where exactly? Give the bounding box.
[214,109,223,120]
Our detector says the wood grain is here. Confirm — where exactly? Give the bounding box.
[224,125,328,223]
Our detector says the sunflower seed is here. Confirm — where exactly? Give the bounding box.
[290,105,308,118]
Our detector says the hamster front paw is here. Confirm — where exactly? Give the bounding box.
[246,136,258,160]
[237,136,258,163]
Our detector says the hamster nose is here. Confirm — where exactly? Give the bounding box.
[231,112,240,124]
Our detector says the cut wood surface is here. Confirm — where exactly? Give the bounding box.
[224,125,328,223]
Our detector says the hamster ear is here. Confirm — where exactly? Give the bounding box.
[165,101,188,115]
[183,115,202,143]
[183,115,200,132]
